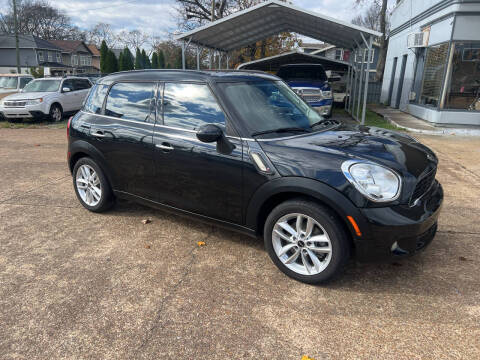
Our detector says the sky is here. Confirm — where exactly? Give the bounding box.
[0,0,375,41]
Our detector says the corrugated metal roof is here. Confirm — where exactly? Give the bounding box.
[175,0,382,51]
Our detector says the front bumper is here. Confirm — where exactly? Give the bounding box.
[353,180,443,262]
[0,104,48,120]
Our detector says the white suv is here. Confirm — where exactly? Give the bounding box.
[0,77,92,122]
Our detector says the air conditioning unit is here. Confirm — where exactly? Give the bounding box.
[407,32,428,48]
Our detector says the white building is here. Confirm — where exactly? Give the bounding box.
[381,0,480,126]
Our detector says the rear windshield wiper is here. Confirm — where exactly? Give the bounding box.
[251,127,311,137]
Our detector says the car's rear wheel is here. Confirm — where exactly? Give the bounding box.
[73,157,113,212]
[49,104,62,122]
[264,199,350,284]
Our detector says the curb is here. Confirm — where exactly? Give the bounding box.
[370,108,480,136]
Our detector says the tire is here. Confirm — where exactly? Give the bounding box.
[264,199,350,284]
[73,157,114,212]
[49,104,63,122]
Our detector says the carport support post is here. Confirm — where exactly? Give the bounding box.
[196,46,202,70]
[345,61,351,111]
[350,49,357,115]
[356,46,365,121]
[181,41,186,70]
[361,36,373,125]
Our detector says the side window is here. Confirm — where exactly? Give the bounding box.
[19,77,32,89]
[163,83,226,130]
[73,79,91,91]
[83,84,109,114]
[62,79,74,91]
[105,82,155,122]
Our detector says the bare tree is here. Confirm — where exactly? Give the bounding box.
[117,29,149,51]
[85,23,118,47]
[0,0,84,40]
[353,0,390,81]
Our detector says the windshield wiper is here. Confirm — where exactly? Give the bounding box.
[251,127,310,137]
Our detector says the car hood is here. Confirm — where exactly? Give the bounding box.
[3,91,54,100]
[0,90,18,99]
[258,124,437,188]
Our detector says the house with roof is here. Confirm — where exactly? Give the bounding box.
[48,40,98,74]
[0,34,67,75]
[87,44,101,72]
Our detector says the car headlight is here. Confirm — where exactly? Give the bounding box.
[321,90,332,99]
[26,98,43,105]
[341,160,401,202]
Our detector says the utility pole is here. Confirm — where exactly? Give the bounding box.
[12,0,21,74]
[210,0,215,69]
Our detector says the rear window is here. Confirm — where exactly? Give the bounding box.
[104,82,156,122]
[277,66,327,82]
[83,84,109,114]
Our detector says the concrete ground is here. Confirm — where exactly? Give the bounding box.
[0,128,479,360]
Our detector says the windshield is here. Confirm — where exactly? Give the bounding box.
[277,66,328,82]
[218,80,326,136]
[0,76,18,89]
[22,79,61,92]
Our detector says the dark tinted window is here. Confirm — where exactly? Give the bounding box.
[19,77,32,89]
[62,79,74,91]
[83,84,109,114]
[73,79,91,91]
[105,82,155,122]
[277,66,327,82]
[163,83,225,130]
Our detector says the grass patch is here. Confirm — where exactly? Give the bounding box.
[333,107,400,131]
[0,119,67,129]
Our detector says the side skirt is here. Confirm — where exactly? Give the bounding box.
[114,190,258,239]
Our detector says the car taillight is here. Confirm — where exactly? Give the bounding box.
[67,116,72,138]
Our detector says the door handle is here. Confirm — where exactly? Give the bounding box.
[92,130,106,138]
[156,143,174,151]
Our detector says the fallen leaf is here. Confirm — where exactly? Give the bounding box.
[144,244,151,249]
[459,256,467,261]
[302,356,315,360]
[34,144,40,147]
[142,219,151,224]
[197,241,206,247]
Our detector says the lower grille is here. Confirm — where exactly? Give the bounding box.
[410,168,436,204]
[304,96,321,102]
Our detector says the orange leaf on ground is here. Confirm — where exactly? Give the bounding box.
[197,241,206,247]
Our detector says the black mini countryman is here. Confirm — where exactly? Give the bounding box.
[67,70,443,284]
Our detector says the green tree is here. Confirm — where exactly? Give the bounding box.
[158,50,165,69]
[118,51,124,71]
[100,40,108,74]
[174,48,182,69]
[134,47,142,69]
[142,49,151,69]
[151,52,159,69]
[122,47,134,70]
[104,49,118,74]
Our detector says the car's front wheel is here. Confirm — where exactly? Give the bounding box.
[264,199,350,284]
[49,104,63,122]
[73,157,113,212]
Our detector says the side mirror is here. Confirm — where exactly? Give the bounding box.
[62,87,71,93]
[196,124,223,143]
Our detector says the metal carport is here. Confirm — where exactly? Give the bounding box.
[236,50,349,74]
[174,0,382,124]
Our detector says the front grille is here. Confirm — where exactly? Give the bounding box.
[410,168,436,204]
[302,89,321,95]
[4,101,26,107]
[304,96,321,102]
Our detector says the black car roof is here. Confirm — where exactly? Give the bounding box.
[97,69,280,85]
[279,64,326,68]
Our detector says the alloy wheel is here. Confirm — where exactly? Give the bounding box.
[272,213,332,276]
[76,164,102,207]
[52,107,62,122]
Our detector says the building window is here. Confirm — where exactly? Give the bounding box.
[48,52,52,62]
[38,51,44,62]
[335,49,343,61]
[419,43,449,108]
[56,53,62,63]
[72,55,78,66]
[444,42,480,111]
[356,49,375,63]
